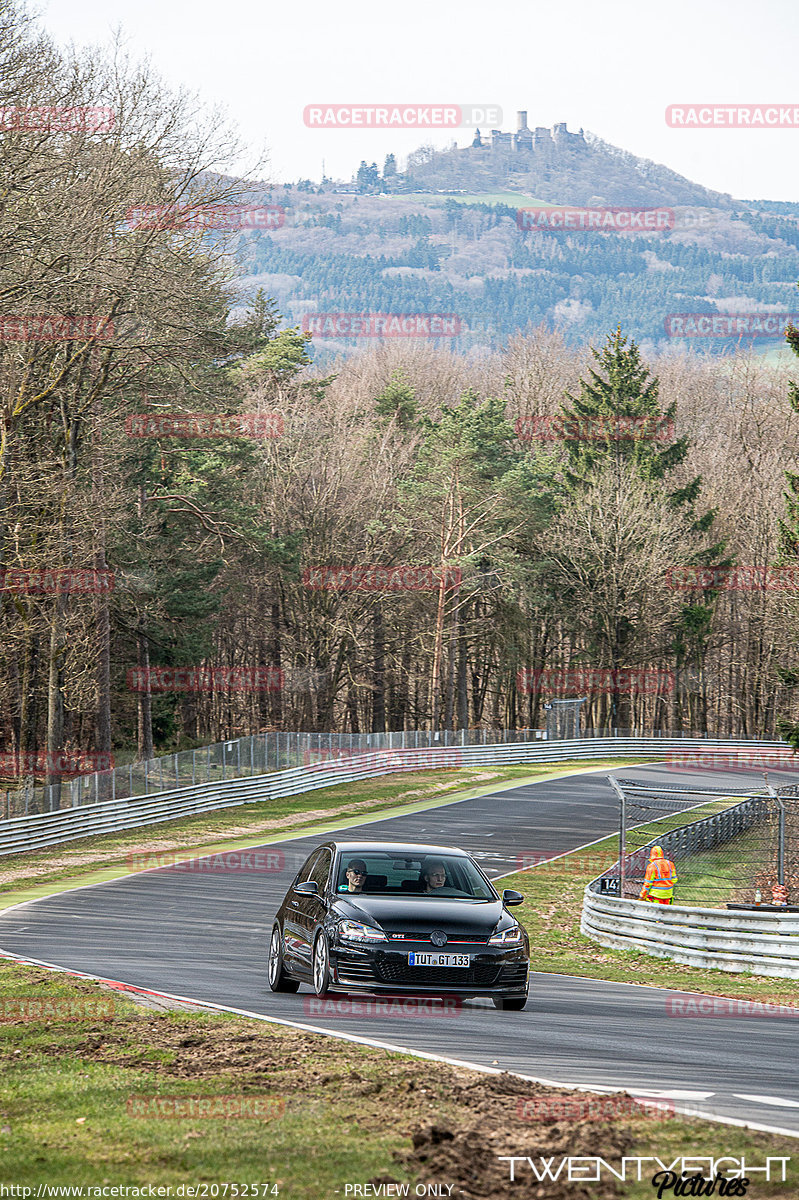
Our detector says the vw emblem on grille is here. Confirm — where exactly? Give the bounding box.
[430,930,447,947]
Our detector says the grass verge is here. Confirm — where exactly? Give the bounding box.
[0,960,796,1198]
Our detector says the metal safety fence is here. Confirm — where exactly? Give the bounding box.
[581,888,799,979]
[595,776,799,908]
[0,726,771,820]
[0,735,796,858]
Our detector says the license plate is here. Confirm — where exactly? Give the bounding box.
[408,952,470,967]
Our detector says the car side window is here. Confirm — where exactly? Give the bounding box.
[298,850,322,884]
[308,849,332,894]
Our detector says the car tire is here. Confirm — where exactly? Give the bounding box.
[312,931,332,997]
[268,925,299,993]
[493,994,527,1011]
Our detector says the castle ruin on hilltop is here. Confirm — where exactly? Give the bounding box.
[470,112,588,153]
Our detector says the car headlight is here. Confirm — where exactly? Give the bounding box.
[488,924,523,946]
[338,920,387,943]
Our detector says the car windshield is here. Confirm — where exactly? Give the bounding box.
[334,852,495,900]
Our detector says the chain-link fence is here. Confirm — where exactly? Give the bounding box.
[597,778,799,908]
[0,726,553,819]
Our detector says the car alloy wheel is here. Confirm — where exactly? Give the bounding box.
[313,932,331,996]
[268,924,299,993]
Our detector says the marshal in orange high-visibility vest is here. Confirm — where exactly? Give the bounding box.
[639,845,678,904]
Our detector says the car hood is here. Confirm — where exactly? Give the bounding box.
[332,894,505,937]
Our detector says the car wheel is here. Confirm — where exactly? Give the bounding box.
[312,931,332,997]
[268,925,299,993]
[493,994,527,1011]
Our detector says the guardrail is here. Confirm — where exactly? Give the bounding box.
[581,887,799,979]
[0,735,794,858]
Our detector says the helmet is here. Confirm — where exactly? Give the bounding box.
[649,845,664,859]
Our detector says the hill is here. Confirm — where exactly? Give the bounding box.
[228,122,799,359]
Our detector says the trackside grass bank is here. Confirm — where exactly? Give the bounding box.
[0,960,795,1199]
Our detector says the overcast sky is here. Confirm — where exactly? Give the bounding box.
[42,0,798,200]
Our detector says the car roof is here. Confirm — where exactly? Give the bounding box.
[328,841,469,857]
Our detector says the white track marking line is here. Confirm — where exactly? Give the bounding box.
[734,1094,799,1108]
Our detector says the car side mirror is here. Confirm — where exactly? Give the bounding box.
[294,880,319,896]
[502,889,524,906]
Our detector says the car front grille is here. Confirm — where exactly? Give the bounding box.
[375,953,501,987]
[498,961,529,988]
[336,958,378,984]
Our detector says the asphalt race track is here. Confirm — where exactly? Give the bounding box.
[3,761,799,1136]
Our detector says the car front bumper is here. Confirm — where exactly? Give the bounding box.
[330,938,529,998]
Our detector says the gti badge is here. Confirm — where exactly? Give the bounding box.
[430,930,447,947]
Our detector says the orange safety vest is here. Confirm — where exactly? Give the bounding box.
[641,854,677,899]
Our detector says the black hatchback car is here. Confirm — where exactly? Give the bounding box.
[268,840,530,1010]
